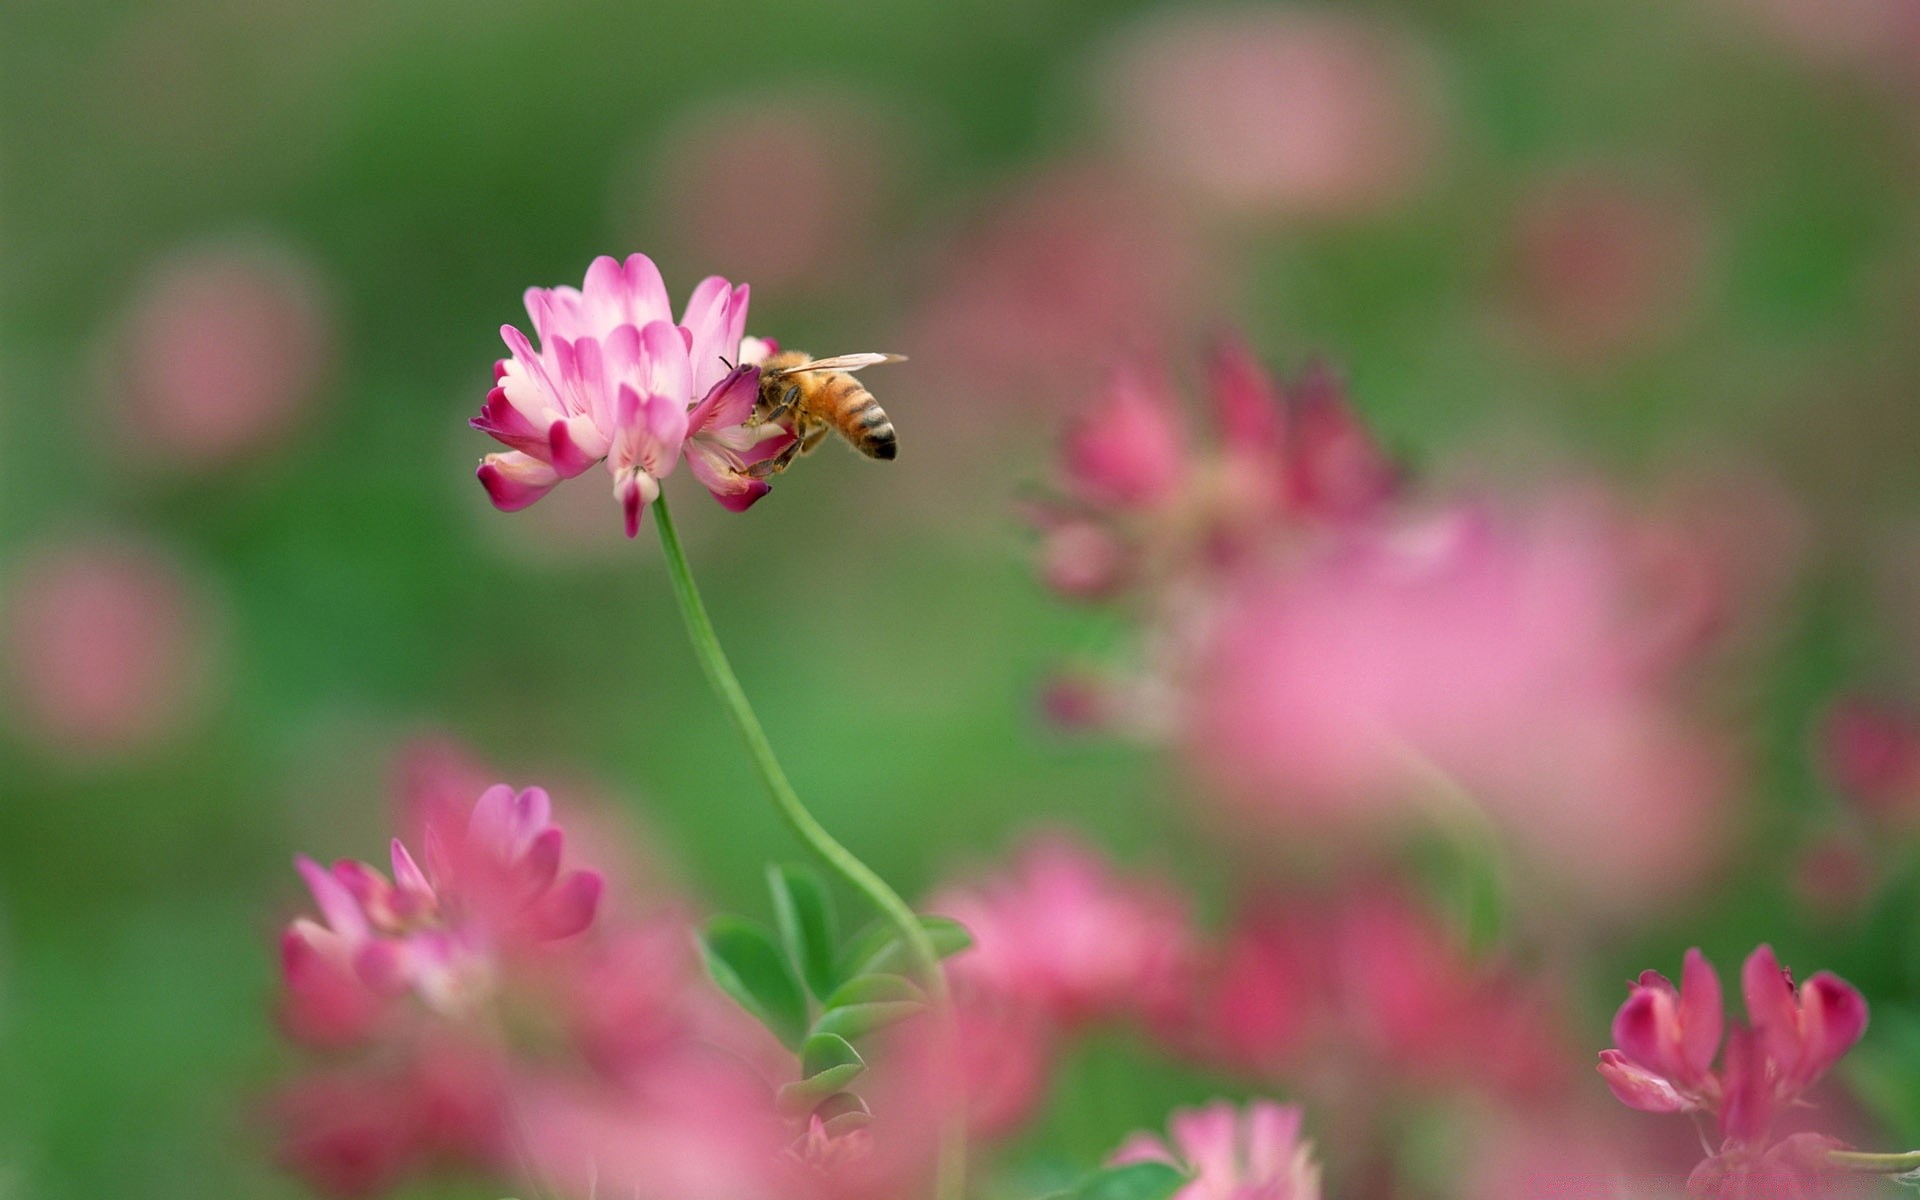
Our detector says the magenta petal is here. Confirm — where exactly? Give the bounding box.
[1677,948,1724,1086]
[1612,987,1681,1081]
[1208,333,1285,455]
[468,783,519,859]
[353,940,410,997]
[528,870,602,940]
[1597,1049,1689,1113]
[297,855,369,940]
[636,319,694,406]
[711,478,771,513]
[390,839,431,894]
[1742,944,1804,1076]
[1719,1025,1777,1144]
[548,419,599,477]
[622,253,670,324]
[518,826,563,901]
[510,787,552,846]
[1795,972,1868,1086]
[500,324,559,399]
[616,468,658,537]
[470,385,548,457]
[688,365,761,432]
[477,453,561,512]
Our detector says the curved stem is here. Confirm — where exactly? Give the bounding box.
[1829,1149,1920,1176]
[651,493,965,1200]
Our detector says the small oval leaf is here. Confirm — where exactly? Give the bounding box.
[768,863,839,1001]
[814,1091,873,1136]
[811,1000,924,1040]
[835,915,974,983]
[824,972,924,1010]
[801,1031,864,1078]
[700,916,809,1049]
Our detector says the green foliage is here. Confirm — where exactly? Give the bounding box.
[699,916,810,1050]
[836,914,976,981]
[699,864,972,1131]
[777,1033,867,1115]
[1042,1161,1189,1200]
[770,863,841,1001]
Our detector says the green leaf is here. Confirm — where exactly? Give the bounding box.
[700,916,809,1049]
[835,915,974,982]
[776,1033,868,1115]
[815,973,927,1036]
[824,972,924,1008]
[815,1091,873,1136]
[1069,1161,1189,1200]
[768,863,839,1001]
[811,984,926,1039]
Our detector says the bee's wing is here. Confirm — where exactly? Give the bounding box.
[768,352,907,377]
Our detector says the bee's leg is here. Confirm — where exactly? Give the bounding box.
[798,427,830,456]
[750,385,802,428]
[745,437,806,480]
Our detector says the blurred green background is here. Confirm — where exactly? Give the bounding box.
[3,0,1919,1195]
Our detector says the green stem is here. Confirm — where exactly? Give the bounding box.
[651,492,965,1199]
[1830,1149,1920,1176]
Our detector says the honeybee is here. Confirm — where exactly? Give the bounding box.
[745,350,905,479]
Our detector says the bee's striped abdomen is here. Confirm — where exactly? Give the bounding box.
[827,374,897,460]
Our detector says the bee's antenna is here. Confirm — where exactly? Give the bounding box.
[719,355,737,371]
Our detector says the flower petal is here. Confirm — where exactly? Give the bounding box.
[477,452,561,512]
[1677,947,1724,1087]
[297,855,369,941]
[1795,971,1868,1087]
[1596,1049,1689,1113]
[687,364,761,433]
[528,870,603,940]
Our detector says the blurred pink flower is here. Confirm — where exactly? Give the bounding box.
[472,254,790,532]
[1717,0,1920,89]
[519,1051,792,1200]
[1186,496,1733,903]
[643,91,894,293]
[272,759,787,1197]
[0,536,223,759]
[288,782,603,1016]
[1686,1132,1856,1199]
[1112,1099,1321,1200]
[1600,945,1867,1168]
[1504,168,1709,362]
[1030,339,1396,623]
[1098,7,1445,219]
[272,1041,507,1198]
[1791,833,1877,921]
[1463,1116,1695,1200]
[1182,886,1569,1100]
[930,832,1198,1030]
[906,166,1208,412]
[1819,696,1920,827]
[98,238,334,470]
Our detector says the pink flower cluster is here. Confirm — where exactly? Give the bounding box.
[285,783,603,1027]
[923,834,1199,1135]
[1599,945,1868,1194]
[1183,885,1570,1103]
[472,254,792,534]
[1029,337,1395,604]
[1032,338,1743,907]
[272,746,802,1198]
[1113,1100,1321,1200]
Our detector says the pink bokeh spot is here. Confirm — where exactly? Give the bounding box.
[1,537,224,759]
[100,238,335,470]
[1100,7,1446,219]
